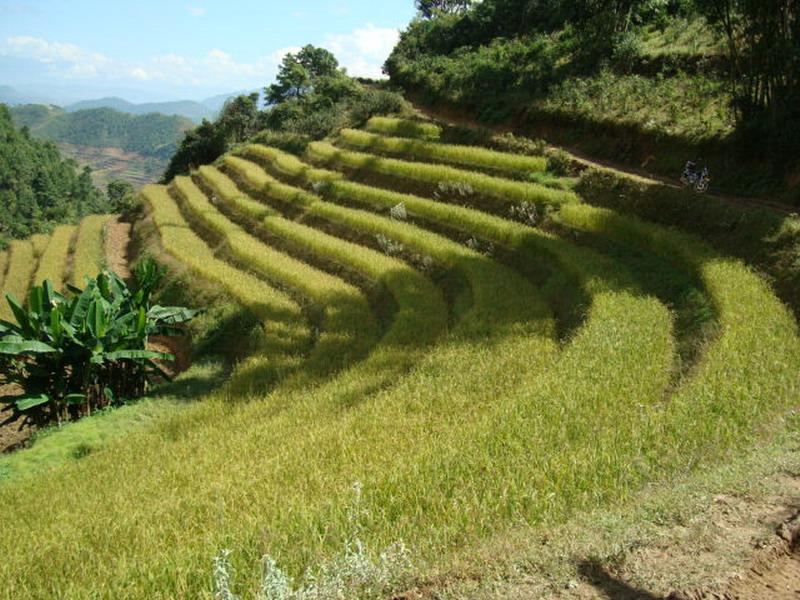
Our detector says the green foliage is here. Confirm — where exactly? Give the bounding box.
[266,45,342,105]
[0,261,197,425]
[0,105,109,240]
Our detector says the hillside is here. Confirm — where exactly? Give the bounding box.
[0,109,798,598]
[0,104,109,242]
[9,103,194,188]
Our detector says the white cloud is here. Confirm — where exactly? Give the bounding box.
[1,36,111,78]
[186,5,206,17]
[325,24,400,79]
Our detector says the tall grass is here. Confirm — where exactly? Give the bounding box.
[0,217,678,600]
[33,225,76,290]
[305,142,578,208]
[365,116,442,140]
[338,128,547,174]
[174,173,379,379]
[0,239,37,320]
[69,214,111,287]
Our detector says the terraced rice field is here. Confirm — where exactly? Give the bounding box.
[0,215,111,321]
[0,116,798,599]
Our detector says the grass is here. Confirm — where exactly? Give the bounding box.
[69,214,112,287]
[32,224,76,290]
[365,116,442,140]
[534,68,735,143]
[0,360,227,482]
[0,239,37,320]
[306,141,578,209]
[173,172,380,380]
[338,128,547,175]
[557,202,800,463]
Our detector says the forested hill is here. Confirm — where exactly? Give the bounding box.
[0,104,109,242]
[10,104,194,160]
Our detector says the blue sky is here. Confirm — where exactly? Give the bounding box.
[0,1,416,102]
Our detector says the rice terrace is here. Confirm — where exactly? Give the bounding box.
[1,1,800,599]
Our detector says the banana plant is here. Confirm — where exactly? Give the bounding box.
[0,259,198,425]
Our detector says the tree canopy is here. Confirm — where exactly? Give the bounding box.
[0,104,109,244]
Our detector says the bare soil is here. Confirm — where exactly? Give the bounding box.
[104,217,132,279]
[0,384,34,454]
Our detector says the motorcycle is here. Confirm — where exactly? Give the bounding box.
[680,161,710,193]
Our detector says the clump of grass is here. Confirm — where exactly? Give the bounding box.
[364,116,442,141]
[212,483,413,600]
[538,69,735,142]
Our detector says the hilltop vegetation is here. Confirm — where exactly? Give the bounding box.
[0,105,109,243]
[163,45,405,181]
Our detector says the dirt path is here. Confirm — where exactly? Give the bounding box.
[411,101,798,217]
[104,217,132,279]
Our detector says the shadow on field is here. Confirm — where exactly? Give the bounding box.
[578,559,663,600]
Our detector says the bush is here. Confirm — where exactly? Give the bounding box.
[347,90,407,127]
[0,260,196,425]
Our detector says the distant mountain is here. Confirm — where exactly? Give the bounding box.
[65,96,214,123]
[10,104,194,160]
[0,85,54,106]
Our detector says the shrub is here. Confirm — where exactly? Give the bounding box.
[347,90,407,127]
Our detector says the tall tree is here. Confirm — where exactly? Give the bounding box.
[698,0,799,123]
[415,0,473,18]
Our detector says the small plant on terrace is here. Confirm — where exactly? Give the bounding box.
[311,180,330,195]
[212,482,413,600]
[509,201,539,227]
[375,234,405,257]
[465,236,495,257]
[213,549,240,600]
[434,180,474,200]
[389,202,407,221]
